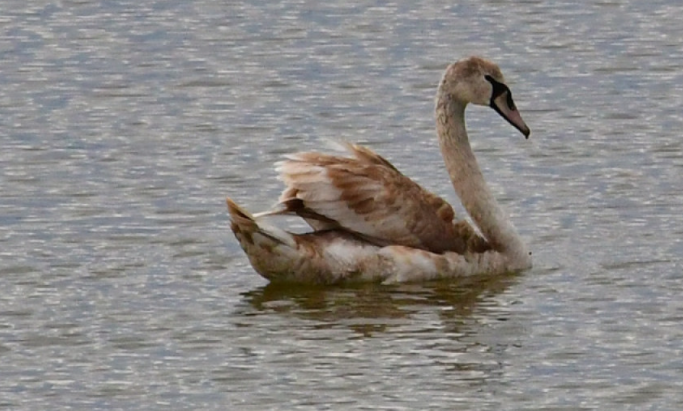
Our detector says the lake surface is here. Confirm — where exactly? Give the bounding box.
[1,0,683,409]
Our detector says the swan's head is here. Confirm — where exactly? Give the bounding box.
[440,56,530,138]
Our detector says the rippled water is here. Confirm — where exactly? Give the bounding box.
[2,0,683,409]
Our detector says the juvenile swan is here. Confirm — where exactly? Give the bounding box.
[227,56,532,284]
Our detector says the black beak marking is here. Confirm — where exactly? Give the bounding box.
[485,75,512,108]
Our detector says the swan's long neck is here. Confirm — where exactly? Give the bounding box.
[435,90,528,258]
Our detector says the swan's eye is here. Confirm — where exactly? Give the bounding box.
[484,75,508,100]
[485,74,517,111]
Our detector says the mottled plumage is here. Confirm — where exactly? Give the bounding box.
[227,56,532,284]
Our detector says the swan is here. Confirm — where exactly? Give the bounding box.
[227,56,532,284]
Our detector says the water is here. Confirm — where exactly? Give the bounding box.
[1,0,682,409]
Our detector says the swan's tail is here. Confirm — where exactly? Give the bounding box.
[226,198,307,281]
[227,197,297,246]
[227,197,389,283]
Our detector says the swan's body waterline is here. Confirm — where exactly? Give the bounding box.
[227,56,532,284]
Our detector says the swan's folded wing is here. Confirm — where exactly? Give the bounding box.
[275,145,468,253]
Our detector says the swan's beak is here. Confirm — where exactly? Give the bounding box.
[491,92,531,139]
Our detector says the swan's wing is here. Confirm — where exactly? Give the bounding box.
[274,143,473,253]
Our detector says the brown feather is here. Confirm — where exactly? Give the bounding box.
[275,144,489,254]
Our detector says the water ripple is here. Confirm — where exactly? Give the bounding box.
[1,0,683,409]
